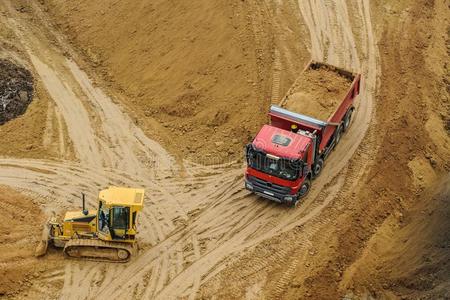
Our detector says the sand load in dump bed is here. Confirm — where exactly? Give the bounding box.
[283,63,353,121]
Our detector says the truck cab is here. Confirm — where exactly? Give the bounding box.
[245,122,317,205]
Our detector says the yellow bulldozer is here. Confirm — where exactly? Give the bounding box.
[35,186,145,262]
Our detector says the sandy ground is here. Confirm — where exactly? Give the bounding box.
[41,0,283,164]
[0,5,72,160]
[199,0,450,299]
[341,175,450,299]
[283,66,353,120]
[0,186,63,299]
[0,0,448,299]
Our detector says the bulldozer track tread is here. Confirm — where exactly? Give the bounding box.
[63,238,134,263]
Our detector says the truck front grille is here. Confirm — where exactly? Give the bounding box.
[248,176,291,195]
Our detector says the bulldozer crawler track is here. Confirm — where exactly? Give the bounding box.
[63,239,134,263]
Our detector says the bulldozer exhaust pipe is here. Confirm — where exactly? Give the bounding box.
[82,193,88,215]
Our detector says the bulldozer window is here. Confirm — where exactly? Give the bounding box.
[111,207,130,230]
[132,211,137,228]
[99,205,110,233]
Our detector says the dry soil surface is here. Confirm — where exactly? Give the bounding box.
[0,5,72,160]
[0,0,448,299]
[0,186,62,299]
[41,0,281,164]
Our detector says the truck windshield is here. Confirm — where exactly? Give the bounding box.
[246,145,301,181]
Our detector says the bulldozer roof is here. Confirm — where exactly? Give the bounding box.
[99,187,145,209]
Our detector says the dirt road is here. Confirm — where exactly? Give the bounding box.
[3,0,447,299]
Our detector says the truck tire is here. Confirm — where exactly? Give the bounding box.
[313,158,324,178]
[298,178,311,199]
[343,110,353,132]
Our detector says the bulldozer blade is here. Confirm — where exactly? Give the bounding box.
[35,223,50,257]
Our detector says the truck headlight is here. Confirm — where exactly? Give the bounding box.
[246,183,254,190]
[284,196,293,202]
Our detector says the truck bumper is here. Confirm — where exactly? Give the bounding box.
[245,179,297,204]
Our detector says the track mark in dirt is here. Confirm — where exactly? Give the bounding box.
[65,59,175,175]
[271,49,282,103]
[42,103,54,150]
[188,234,202,300]
[269,238,311,299]
[55,109,67,158]
[28,54,101,167]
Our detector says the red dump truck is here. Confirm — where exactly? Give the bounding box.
[245,61,361,205]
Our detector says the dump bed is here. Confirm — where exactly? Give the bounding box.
[280,61,356,122]
[270,61,361,153]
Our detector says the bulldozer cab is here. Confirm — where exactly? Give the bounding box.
[97,187,144,242]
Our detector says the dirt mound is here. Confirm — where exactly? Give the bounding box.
[0,186,60,298]
[0,59,33,125]
[342,176,450,299]
[161,91,202,118]
[43,0,278,163]
[284,65,352,120]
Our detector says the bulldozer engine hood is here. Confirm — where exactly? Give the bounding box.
[64,210,97,223]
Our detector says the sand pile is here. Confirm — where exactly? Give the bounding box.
[283,66,352,120]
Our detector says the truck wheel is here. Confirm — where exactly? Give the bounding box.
[313,159,324,178]
[343,110,353,132]
[298,179,311,199]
